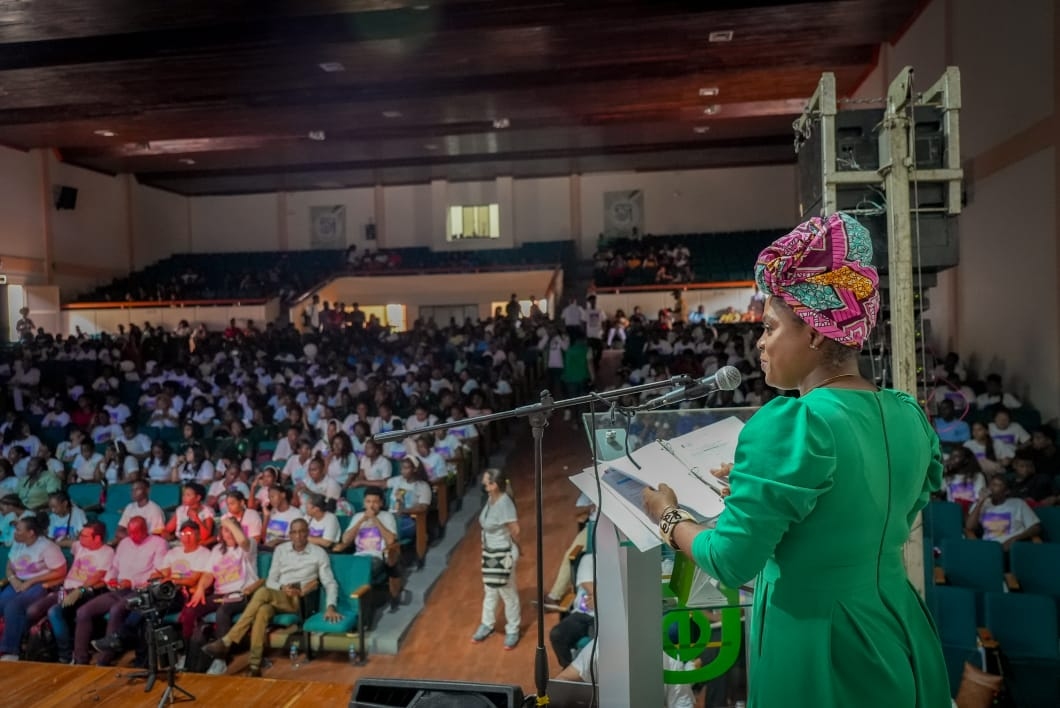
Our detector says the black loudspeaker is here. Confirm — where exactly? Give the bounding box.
[53,185,78,210]
[350,678,524,708]
[365,223,377,240]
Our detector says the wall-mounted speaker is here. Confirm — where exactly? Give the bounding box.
[350,678,524,708]
[52,185,78,210]
[365,223,377,240]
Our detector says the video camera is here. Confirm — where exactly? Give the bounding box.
[125,579,178,613]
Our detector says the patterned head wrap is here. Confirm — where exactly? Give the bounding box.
[754,212,880,348]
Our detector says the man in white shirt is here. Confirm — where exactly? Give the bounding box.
[584,295,606,371]
[74,516,169,665]
[263,485,305,547]
[114,480,166,543]
[202,519,341,676]
[561,297,586,339]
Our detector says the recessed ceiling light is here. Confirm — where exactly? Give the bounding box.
[178,158,196,165]
[693,126,711,134]
[308,130,326,141]
[702,105,721,116]
[94,129,117,137]
[381,110,403,119]
[424,143,439,151]
[708,30,734,42]
[492,118,510,129]
[318,62,346,73]
[411,3,431,10]
[698,87,719,97]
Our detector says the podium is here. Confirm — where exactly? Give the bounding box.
[578,408,758,708]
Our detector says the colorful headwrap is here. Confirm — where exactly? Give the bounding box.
[754,212,880,348]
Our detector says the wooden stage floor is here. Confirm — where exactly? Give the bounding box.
[0,662,354,706]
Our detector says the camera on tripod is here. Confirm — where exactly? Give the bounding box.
[126,579,178,613]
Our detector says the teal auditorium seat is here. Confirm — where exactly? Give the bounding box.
[983,592,1060,708]
[104,483,134,514]
[1036,507,1060,543]
[923,501,964,546]
[151,483,182,511]
[98,510,122,541]
[68,482,104,513]
[301,555,372,646]
[939,538,1004,622]
[927,585,981,696]
[1010,543,1060,623]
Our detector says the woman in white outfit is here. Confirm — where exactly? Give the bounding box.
[471,467,521,650]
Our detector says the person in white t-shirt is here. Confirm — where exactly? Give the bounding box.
[387,457,433,535]
[471,468,520,650]
[69,440,103,484]
[352,440,391,488]
[272,426,301,462]
[326,433,358,487]
[220,490,263,543]
[0,512,68,660]
[143,441,179,483]
[549,552,595,667]
[281,439,314,488]
[47,490,88,547]
[184,517,262,668]
[248,466,277,513]
[262,485,305,547]
[335,486,403,612]
[115,479,166,542]
[173,444,215,485]
[415,436,447,482]
[153,521,213,641]
[988,408,1031,450]
[99,441,141,484]
[297,455,341,511]
[966,475,1041,550]
[36,522,114,664]
[164,483,216,543]
[206,460,250,512]
[304,493,341,549]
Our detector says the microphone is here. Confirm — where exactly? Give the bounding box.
[637,366,743,411]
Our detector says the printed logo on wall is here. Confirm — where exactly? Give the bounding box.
[309,205,347,248]
[603,190,644,239]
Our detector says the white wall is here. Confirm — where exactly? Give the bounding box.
[957,149,1056,410]
[383,184,433,248]
[579,166,798,256]
[49,156,129,271]
[286,187,375,251]
[189,193,279,252]
[132,183,188,269]
[63,300,279,337]
[0,147,44,262]
[515,176,572,243]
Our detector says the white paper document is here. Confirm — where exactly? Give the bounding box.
[569,469,663,551]
[601,416,745,520]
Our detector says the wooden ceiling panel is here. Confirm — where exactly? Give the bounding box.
[0,0,925,194]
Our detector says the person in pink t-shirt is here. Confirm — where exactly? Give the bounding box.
[0,512,68,660]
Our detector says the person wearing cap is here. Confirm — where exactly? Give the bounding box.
[644,213,949,708]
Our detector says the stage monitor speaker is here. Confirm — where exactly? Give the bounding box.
[53,185,78,210]
[350,677,524,708]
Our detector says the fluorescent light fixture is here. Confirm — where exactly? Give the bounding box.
[702,105,721,116]
[94,129,117,137]
[318,62,346,73]
[178,158,196,165]
[424,143,439,151]
[308,130,327,141]
[693,126,710,134]
[382,110,403,118]
[698,87,719,97]
[492,118,510,129]
[708,30,734,42]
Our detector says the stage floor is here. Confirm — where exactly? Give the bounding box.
[0,662,354,706]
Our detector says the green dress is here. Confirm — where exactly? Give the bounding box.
[690,389,950,708]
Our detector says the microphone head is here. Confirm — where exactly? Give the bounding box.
[715,366,743,391]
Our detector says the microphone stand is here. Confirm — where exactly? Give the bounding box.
[374,374,690,705]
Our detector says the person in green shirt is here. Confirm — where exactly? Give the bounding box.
[16,457,62,511]
[645,213,949,708]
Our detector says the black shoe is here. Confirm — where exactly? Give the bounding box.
[91,635,123,654]
[246,666,261,678]
[201,639,228,659]
[389,597,400,613]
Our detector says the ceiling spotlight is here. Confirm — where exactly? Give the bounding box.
[318,62,346,73]
[382,110,403,119]
[178,158,196,165]
[708,30,734,42]
[424,143,439,151]
[702,105,721,116]
[698,87,719,97]
[492,118,510,129]
[94,129,117,137]
[693,126,710,134]
[411,3,431,10]
[308,130,326,141]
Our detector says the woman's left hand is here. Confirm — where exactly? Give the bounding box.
[642,483,679,523]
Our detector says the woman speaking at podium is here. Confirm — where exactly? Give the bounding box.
[645,213,949,708]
